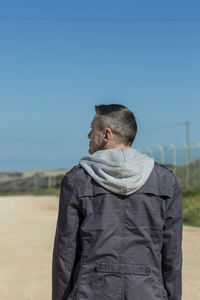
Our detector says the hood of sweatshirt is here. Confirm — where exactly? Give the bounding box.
[79,148,154,195]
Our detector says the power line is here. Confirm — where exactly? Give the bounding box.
[142,122,184,134]
[0,16,200,22]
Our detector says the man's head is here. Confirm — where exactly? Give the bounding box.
[88,104,137,154]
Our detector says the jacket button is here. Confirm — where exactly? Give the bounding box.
[145,267,151,275]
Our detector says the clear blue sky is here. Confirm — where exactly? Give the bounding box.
[1,0,200,171]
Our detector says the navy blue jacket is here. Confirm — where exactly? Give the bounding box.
[52,163,182,300]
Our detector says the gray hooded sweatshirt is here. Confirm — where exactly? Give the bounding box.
[79,147,154,195]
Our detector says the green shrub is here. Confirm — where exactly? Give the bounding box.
[182,189,200,227]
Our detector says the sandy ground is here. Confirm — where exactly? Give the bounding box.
[0,195,199,300]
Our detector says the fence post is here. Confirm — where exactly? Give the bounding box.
[158,145,165,165]
[183,142,190,188]
[146,148,154,159]
[34,172,38,190]
[170,144,176,175]
[48,176,52,188]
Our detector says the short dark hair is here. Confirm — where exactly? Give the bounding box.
[95,104,137,146]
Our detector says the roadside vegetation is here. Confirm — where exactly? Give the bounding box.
[0,187,60,197]
[0,187,200,227]
[182,189,200,227]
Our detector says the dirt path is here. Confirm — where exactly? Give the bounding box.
[0,195,199,300]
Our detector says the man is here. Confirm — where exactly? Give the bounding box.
[52,104,182,300]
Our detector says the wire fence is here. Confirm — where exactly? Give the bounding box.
[140,144,200,188]
[1,144,200,193]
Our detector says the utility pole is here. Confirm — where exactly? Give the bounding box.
[184,121,190,188]
[195,140,200,187]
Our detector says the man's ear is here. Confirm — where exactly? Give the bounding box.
[103,128,112,141]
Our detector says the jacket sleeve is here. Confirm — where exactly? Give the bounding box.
[52,173,81,300]
[162,176,183,300]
